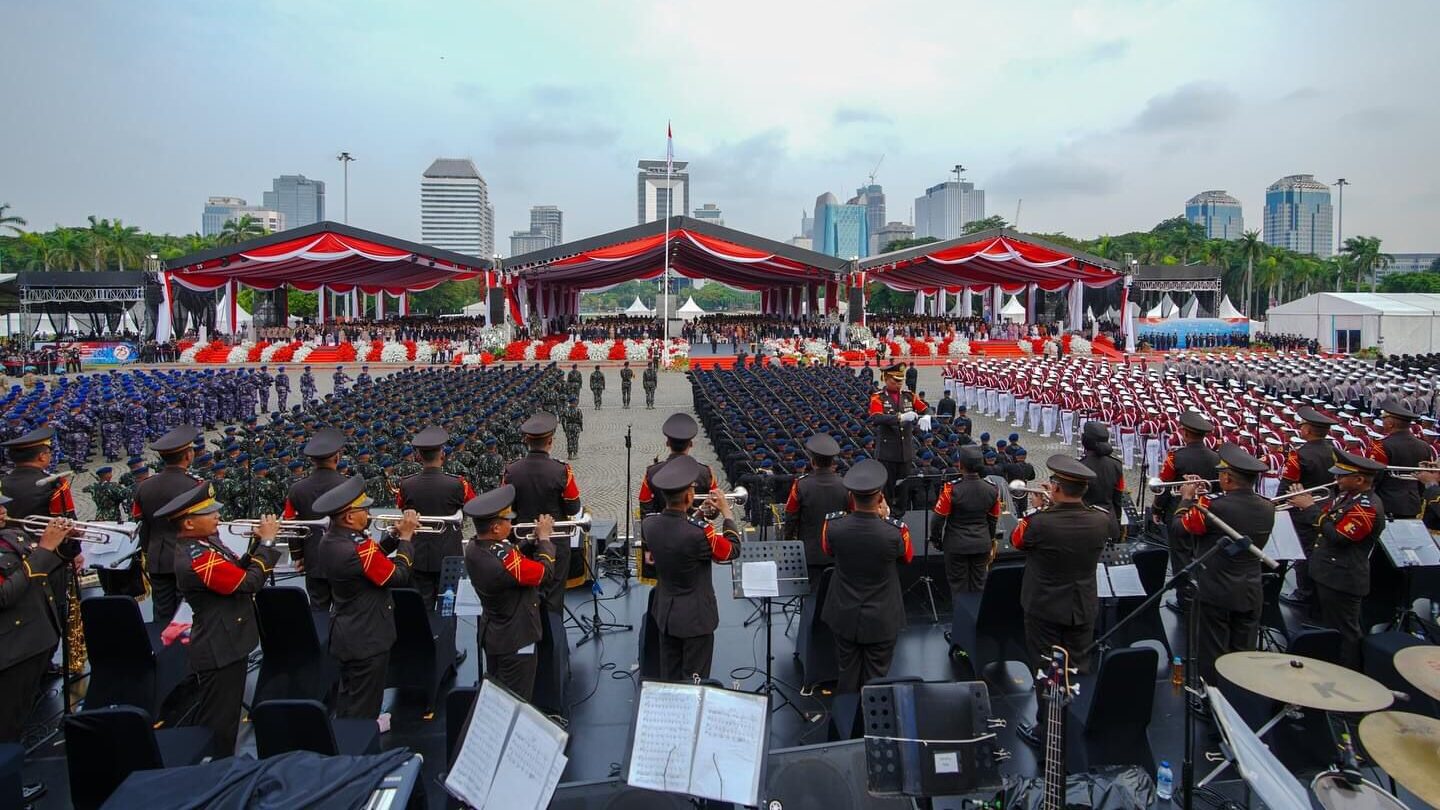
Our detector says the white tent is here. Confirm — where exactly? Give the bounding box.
[999,296,1027,322]
[676,296,705,319]
[625,296,652,315]
[1216,295,1245,320]
[1181,296,1201,319]
[1145,302,1164,318]
[1264,293,1440,354]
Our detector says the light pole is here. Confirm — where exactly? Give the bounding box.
[337,151,356,223]
[1334,177,1348,291]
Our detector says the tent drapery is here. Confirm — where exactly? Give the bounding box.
[858,232,1122,293]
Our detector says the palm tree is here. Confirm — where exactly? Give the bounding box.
[0,203,26,236]
[215,215,266,246]
[17,232,54,270]
[48,228,88,271]
[1237,230,1264,316]
[1341,236,1393,293]
[103,219,145,271]
[85,215,115,270]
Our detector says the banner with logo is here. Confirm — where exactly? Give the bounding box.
[43,341,140,365]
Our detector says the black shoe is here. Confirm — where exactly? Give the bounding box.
[1280,590,1312,606]
[22,781,46,802]
[454,649,468,667]
[1016,722,1043,750]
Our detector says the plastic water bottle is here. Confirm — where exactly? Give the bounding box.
[1156,760,1174,801]
[440,587,455,618]
[1170,656,1184,687]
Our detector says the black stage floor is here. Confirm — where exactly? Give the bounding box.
[19,535,1433,809]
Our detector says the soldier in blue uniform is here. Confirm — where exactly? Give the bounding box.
[274,365,291,410]
[254,365,273,411]
[300,366,317,405]
[333,366,352,396]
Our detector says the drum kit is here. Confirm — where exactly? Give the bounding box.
[1214,647,1440,809]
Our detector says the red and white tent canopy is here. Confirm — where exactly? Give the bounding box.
[858,230,1121,293]
[164,222,494,295]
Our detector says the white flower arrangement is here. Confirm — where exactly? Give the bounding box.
[226,343,253,364]
[293,344,314,363]
[1017,340,1034,355]
[624,340,650,362]
[801,339,828,358]
[413,341,435,363]
[379,342,408,363]
[1069,335,1093,357]
[523,342,538,361]
[584,341,610,361]
[948,337,971,356]
[549,339,576,362]
[179,343,201,364]
[1042,339,1059,357]
[892,340,910,357]
[476,326,509,355]
[259,342,290,363]
[461,353,485,365]
[850,325,874,345]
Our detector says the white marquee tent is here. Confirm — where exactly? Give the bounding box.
[1265,293,1440,354]
[625,296,653,316]
[676,296,706,319]
[999,296,1027,322]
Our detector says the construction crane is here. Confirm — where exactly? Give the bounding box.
[868,154,885,186]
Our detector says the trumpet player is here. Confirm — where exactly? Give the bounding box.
[463,485,555,701]
[1169,445,1275,685]
[157,482,280,757]
[929,447,1001,594]
[398,426,476,608]
[131,425,203,626]
[282,428,347,611]
[1151,411,1219,612]
[1415,465,1440,530]
[1369,400,1435,521]
[643,455,740,682]
[782,434,848,589]
[638,414,718,517]
[503,412,582,615]
[1278,406,1338,607]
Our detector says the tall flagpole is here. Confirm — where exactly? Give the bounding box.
[662,121,673,341]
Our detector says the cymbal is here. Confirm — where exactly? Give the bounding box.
[1215,652,1393,712]
[1393,645,1440,701]
[1357,711,1440,808]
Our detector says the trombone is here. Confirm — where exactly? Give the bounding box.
[371,510,463,534]
[1148,477,1221,495]
[512,512,592,540]
[224,517,329,541]
[16,516,136,545]
[1270,483,1334,510]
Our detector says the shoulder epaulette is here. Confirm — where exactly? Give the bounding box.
[1355,494,1374,507]
[825,511,846,521]
[688,515,708,528]
[186,543,206,561]
[883,516,905,529]
[795,473,810,481]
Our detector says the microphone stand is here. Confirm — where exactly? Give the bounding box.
[618,424,633,594]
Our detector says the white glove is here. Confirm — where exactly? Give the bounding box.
[899,411,918,424]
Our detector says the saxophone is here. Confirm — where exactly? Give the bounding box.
[66,561,87,675]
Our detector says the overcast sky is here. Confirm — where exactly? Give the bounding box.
[3,1,1437,253]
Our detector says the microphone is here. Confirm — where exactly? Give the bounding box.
[36,470,74,488]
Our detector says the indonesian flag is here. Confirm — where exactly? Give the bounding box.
[666,122,673,175]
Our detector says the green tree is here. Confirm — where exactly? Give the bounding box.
[0,203,26,236]
[1430,256,1440,273]
[85,215,111,270]
[410,279,484,314]
[215,215,267,246]
[1381,272,1440,294]
[881,236,940,253]
[102,219,145,271]
[48,228,89,271]
[1237,229,1264,317]
[1341,236,1393,292]
[962,215,1008,234]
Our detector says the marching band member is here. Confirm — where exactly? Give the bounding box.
[1078,423,1126,530]
[0,497,71,744]
[643,455,741,682]
[315,476,421,728]
[1286,450,1386,668]
[869,363,927,504]
[782,433,848,588]
[397,426,475,608]
[929,447,1000,593]
[157,482,280,756]
[1151,411,1220,610]
[1368,400,1435,521]
[1278,407,1338,606]
[463,485,555,701]
[1170,445,1275,685]
[822,459,912,693]
[282,427,347,611]
[132,425,203,625]
[638,414,718,517]
[503,412,582,614]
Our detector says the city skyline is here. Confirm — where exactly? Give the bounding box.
[3,2,1437,252]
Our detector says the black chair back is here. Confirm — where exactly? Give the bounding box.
[1106,547,1174,660]
[64,706,163,810]
[1289,627,1343,665]
[445,686,478,769]
[80,596,158,712]
[1071,647,1159,773]
[795,567,838,688]
[637,589,662,680]
[251,699,338,757]
[255,586,336,704]
[533,608,570,716]
[386,588,457,715]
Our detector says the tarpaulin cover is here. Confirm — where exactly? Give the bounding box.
[860,230,1122,293]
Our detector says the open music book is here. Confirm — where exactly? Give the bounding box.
[444,679,568,810]
[626,680,768,806]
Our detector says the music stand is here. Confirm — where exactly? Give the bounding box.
[576,518,632,648]
[900,471,953,623]
[730,540,810,718]
[861,679,1004,807]
[1377,519,1440,628]
[1200,686,1310,810]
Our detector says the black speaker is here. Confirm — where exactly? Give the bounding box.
[848,286,865,324]
[488,287,506,325]
[548,778,712,809]
[765,740,911,810]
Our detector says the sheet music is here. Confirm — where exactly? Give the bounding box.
[627,682,702,793]
[1106,564,1146,597]
[539,753,568,807]
[1380,520,1440,567]
[1266,512,1306,561]
[741,561,780,598]
[689,688,767,806]
[487,707,568,810]
[455,578,483,617]
[1207,687,1310,810]
[1095,563,1114,598]
[443,680,520,807]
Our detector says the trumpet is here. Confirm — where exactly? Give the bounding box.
[1009,480,1053,505]
[224,517,329,541]
[512,513,592,540]
[1383,464,1440,480]
[690,487,749,518]
[16,516,136,545]
[1271,483,1335,510]
[1147,477,1221,495]
[371,510,463,533]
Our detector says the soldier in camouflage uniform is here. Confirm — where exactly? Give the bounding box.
[642,360,658,409]
[560,397,584,459]
[567,364,583,401]
[332,366,352,396]
[99,396,125,461]
[274,366,291,410]
[213,464,243,521]
[251,460,285,516]
[620,361,634,409]
[445,436,476,488]
[300,366,317,405]
[472,437,505,491]
[84,466,127,522]
[255,365,273,412]
[589,365,606,409]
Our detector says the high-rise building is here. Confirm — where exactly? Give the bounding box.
[637,160,690,224]
[813,192,869,259]
[788,236,814,250]
[914,178,985,241]
[1378,253,1440,279]
[693,203,724,226]
[263,174,325,229]
[855,183,885,242]
[801,210,814,240]
[529,205,563,244]
[871,221,916,255]
[1263,174,1333,257]
[421,158,494,258]
[201,196,285,237]
[1184,190,1244,240]
[509,230,554,256]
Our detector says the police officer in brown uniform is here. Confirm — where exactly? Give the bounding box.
[1170,444,1276,684]
[1368,400,1434,520]
[869,364,928,505]
[1278,406,1339,605]
[1286,450,1387,668]
[502,412,581,614]
[132,425,203,625]
[782,433,848,586]
[0,498,71,745]
[642,455,741,682]
[637,413,718,517]
[1078,422,1126,528]
[398,426,476,607]
[158,482,281,757]
[463,484,556,701]
[1153,411,1220,607]
[1012,455,1111,748]
[930,446,1001,593]
[282,428,347,611]
[822,459,913,693]
[315,476,421,725]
